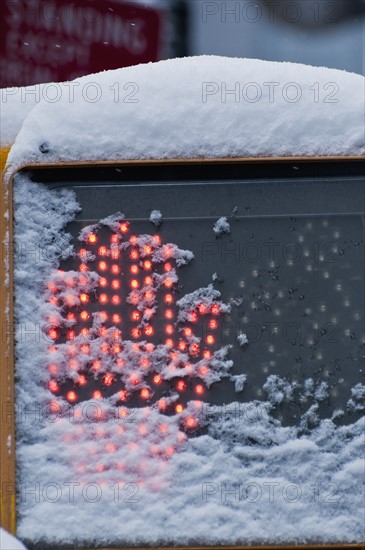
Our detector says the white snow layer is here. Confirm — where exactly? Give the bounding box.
[6,56,365,169]
[13,174,365,546]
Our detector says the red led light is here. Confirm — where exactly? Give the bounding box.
[68,345,77,356]
[88,234,97,244]
[99,293,108,304]
[143,260,152,270]
[112,344,121,354]
[144,245,152,255]
[131,311,140,321]
[98,246,107,256]
[144,325,154,336]
[176,380,186,391]
[48,363,58,374]
[48,380,59,393]
[80,293,89,303]
[131,328,141,339]
[119,389,127,401]
[67,391,77,402]
[77,374,87,386]
[189,343,200,356]
[211,304,220,315]
[130,293,139,305]
[80,344,90,354]
[106,443,117,453]
[186,417,197,429]
[140,388,151,400]
[69,359,78,370]
[103,373,114,386]
[188,311,198,323]
[209,319,218,330]
[79,275,88,286]
[165,338,174,348]
[163,245,172,258]
[144,276,153,286]
[183,327,192,337]
[120,222,129,233]
[165,324,174,335]
[153,374,162,385]
[99,277,108,287]
[165,309,174,319]
[111,264,120,274]
[164,294,173,304]
[110,248,120,260]
[144,290,154,301]
[206,335,215,345]
[195,384,204,395]
[112,295,121,305]
[98,261,107,272]
[65,295,76,307]
[164,278,173,288]
[111,279,120,290]
[66,330,75,341]
[203,350,212,359]
[131,279,139,289]
[80,328,89,337]
[178,340,187,351]
[175,404,184,414]
[93,360,101,371]
[130,235,138,245]
[93,390,102,399]
[164,262,173,272]
[130,264,139,274]
[49,296,58,305]
[198,303,208,315]
[158,398,167,411]
[79,263,88,272]
[112,313,121,324]
[67,313,76,322]
[130,375,140,386]
[141,357,150,368]
[110,234,119,244]
[130,249,139,260]
[100,343,109,354]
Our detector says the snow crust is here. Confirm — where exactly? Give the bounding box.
[13,173,365,546]
[0,85,44,147]
[6,56,365,170]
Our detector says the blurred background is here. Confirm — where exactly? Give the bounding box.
[0,0,364,87]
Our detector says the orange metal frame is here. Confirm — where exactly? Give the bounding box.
[1,156,364,550]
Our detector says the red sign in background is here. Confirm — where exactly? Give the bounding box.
[0,0,162,87]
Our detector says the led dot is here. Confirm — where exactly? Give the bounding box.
[67,312,76,322]
[112,295,121,305]
[164,278,173,288]
[144,245,152,255]
[119,389,127,401]
[120,222,129,233]
[98,261,107,272]
[110,248,120,261]
[99,293,108,304]
[131,311,140,321]
[164,262,173,272]
[145,325,154,336]
[66,330,75,340]
[130,264,139,274]
[164,294,173,304]
[100,344,109,353]
[111,264,120,274]
[80,293,89,304]
[165,338,174,348]
[98,246,107,256]
[130,235,138,245]
[178,341,187,351]
[131,328,141,339]
[80,344,89,354]
[48,380,59,393]
[206,335,215,345]
[188,311,198,323]
[184,327,193,337]
[77,374,87,386]
[203,350,212,359]
[209,319,218,330]
[175,404,183,414]
[131,279,139,289]
[103,373,114,386]
[67,391,77,402]
[99,311,108,322]
[113,344,121,354]
[88,234,97,244]
[144,276,153,286]
[48,363,58,374]
[140,388,151,400]
[211,304,220,315]
[153,374,162,385]
[186,417,196,429]
[93,360,102,371]
[130,293,139,305]
[49,296,58,306]
[79,249,87,260]
[99,277,108,287]
[195,384,204,395]
[112,313,121,324]
[93,390,102,399]
[130,249,139,260]
[69,359,78,370]
[158,398,167,411]
[141,357,150,368]
[110,234,119,244]
[165,324,174,335]
[130,375,140,385]
[189,343,200,356]
[144,290,154,301]
[144,260,152,270]
[79,263,88,272]
[176,380,186,391]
